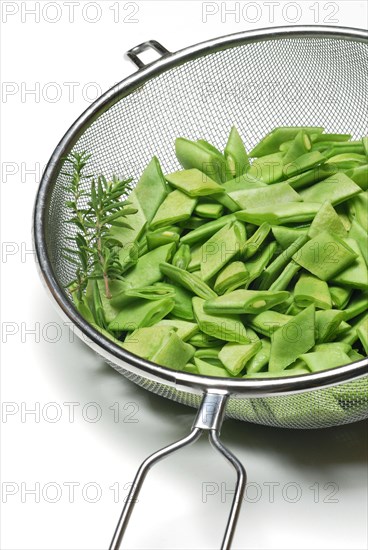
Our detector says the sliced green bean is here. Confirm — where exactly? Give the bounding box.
[181,214,236,245]
[134,156,168,223]
[218,341,262,376]
[159,262,217,300]
[194,357,232,378]
[259,234,308,289]
[235,202,321,225]
[150,189,197,229]
[114,243,175,300]
[109,297,175,332]
[172,244,191,270]
[269,260,300,292]
[193,297,249,344]
[246,310,292,338]
[151,331,195,370]
[229,181,301,211]
[282,130,312,165]
[146,226,180,251]
[308,201,347,239]
[300,172,361,206]
[343,293,368,321]
[245,339,271,373]
[247,152,284,183]
[195,201,224,219]
[283,151,325,177]
[315,309,345,343]
[345,165,368,190]
[214,261,249,295]
[249,127,323,157]
[283,164,338,190]
[331,238,368,290]
[299,350,351,372]
[347,191,368,232]
[357,316,368,355]
[224,126,250,178]
[293,231,357,281]
[199,221,246,281]
[122,326,174,359]
[241,222,271,260]
[204,289,290,315]
[244,241,277,287]
[329,286,352,309]
[269,305,315,371]
[166,168,225,197]
[156,319,199,341]
[349,219,368,265]
[294,273,332,310]
[175,137,227,183]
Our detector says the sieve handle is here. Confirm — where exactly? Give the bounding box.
[125,40,171,70]
[109,392,246,550]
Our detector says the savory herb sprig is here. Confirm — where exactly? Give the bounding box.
[63,152,136,300]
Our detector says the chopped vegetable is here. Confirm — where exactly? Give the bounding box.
[65,127,368,379]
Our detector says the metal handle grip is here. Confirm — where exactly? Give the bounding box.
[125,40,171,70]
[109,392,246,550]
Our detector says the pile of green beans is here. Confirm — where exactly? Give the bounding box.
[77,126,368,378]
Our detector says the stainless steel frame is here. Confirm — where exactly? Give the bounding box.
[33,26,368,549]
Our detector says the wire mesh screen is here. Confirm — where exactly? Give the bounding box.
[44,34,368,428]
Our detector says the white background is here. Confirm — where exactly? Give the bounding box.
[1,1,368,549]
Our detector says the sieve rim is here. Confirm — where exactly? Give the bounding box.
[33,25,368,396]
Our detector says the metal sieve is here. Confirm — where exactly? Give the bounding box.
[33,26,368,549]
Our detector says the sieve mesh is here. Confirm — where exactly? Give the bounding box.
[43,32,368,428]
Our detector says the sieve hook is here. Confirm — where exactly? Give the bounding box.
[125,40,171,70]
[109,392,246,550]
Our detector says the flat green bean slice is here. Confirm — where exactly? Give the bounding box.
[218,341,262,376]
[193,297,249,344]
[343,293,368,321]
[236,202,321,225]
[150,190,197,229]
[109,297,175,332]
[283,151,325,177]
[242,222,271,260]
[300,172,361,205]
[247,152,284,183]
[199,221,246,282]
[329,286,352,309]
[269,305,315,371]
[282,131,312,165]
[175,137,227,183]
[204,289,290,315]
[229,181,301,210]
[224,126,250,178]
[245,339,271,374]
[349,220,368,265]
[249,127,323,157]
[166,168,225,197]
[293,231,357,281]
[181,214,236,245]
[308,201,347,239]
[331,238,368,290]
[194,357,232,378]
[122,326,173,359]
[160,262,217,299]
[294,274,332,310]
[345,165,368,190]
[246,310,292,338]
[156,319,199,341]
[271,226,308,250]
[151,331,195,370]
[299,350,351,372]
[214,261,249,295]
